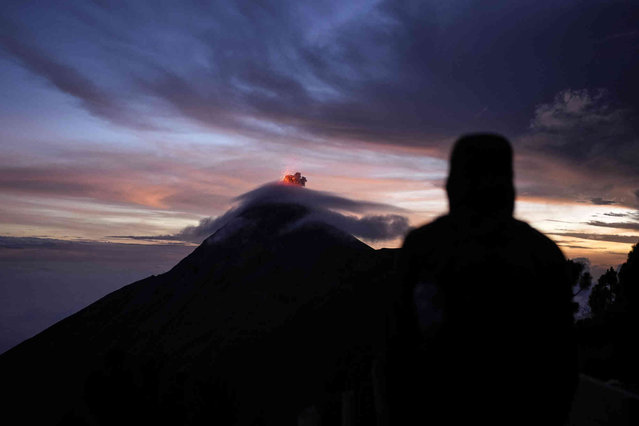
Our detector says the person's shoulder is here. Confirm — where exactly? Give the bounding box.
[511,218,565,262]
[403,215,451,249]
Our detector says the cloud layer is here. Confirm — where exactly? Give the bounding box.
[119,182,410,243]
[518,88,639,207]
[0,236,194,354]
[2,1,637,145]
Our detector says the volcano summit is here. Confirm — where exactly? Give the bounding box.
[0,184,402,425]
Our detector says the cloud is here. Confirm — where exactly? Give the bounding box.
[0,29,150,129]
[569,256,591,270]
[587,221,639,231]
[0,166,94,196]
[4,1,636,148]
[0,148,244,211]
[290,211,410,241]
[0,236,192,258]
[526,89,639,173]
[550,232,639,245]
[118,182,410,243]
[235,183,406,214]
[603,212,629,217]
[517,88,639,207]
[560,245,593,250]
[0,236,194,354]
[155,214,238,243]
[530,89,613,133]
[590,198,616,205]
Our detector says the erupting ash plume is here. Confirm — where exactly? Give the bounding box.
[282,172,307,186]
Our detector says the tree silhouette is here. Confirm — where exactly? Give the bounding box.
[618,243,639,315]
[588,267,618,317]
[576,242,639,388]
[567,259,592,313]
[616,243,639,386]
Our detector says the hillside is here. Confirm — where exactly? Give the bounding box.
[0,202,398,425]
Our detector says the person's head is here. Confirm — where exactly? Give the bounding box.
[446,133,515,216]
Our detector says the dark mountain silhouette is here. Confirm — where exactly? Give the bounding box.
[0,202,398,425]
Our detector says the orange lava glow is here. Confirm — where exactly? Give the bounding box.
[281,172,307,186]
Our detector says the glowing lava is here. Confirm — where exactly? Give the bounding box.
[282,172,307,187]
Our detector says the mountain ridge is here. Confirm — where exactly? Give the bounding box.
[0,201,398,425]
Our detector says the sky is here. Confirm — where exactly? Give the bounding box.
[1,1,638,351]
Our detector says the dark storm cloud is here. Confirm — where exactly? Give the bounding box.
[517,87,639,207]
[525,89,639,175]
[119,182,410,243]
[134,0,639,144]
[3,1,638,145]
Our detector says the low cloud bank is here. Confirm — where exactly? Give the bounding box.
[550,232,639,245]
[0,236,194,354]
[118,182,410,243]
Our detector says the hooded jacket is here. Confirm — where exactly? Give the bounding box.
[387,134,577,426]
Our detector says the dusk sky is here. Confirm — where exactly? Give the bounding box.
[1,1,639,350]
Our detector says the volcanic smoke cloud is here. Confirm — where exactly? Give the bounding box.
[120,182,410,243]
[282,172,307,187]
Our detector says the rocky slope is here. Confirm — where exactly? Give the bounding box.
[0,202,398,425]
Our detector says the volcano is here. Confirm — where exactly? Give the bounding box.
[0,201,399,425]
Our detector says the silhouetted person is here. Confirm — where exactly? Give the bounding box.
[386,134,578,425]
